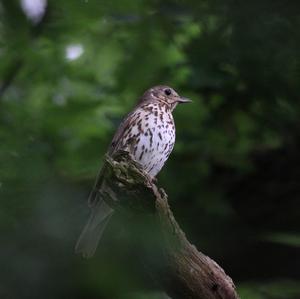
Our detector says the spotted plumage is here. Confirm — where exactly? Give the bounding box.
[75,85,191,258]
[111,101,175,177]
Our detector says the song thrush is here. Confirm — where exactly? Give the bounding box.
[75,85,191,258]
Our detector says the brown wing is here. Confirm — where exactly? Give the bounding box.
[107,109,137,155]
[88,108,138,207]
[108,94,150,155]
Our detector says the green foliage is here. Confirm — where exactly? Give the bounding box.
[1,0,300,298]
[239,280,300,299]
[263,232,300,248]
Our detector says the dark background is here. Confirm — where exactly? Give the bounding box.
[0,1,300,298]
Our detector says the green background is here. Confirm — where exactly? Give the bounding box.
[0,1,300,298]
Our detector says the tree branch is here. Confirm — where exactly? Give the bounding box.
[100,150,240,299]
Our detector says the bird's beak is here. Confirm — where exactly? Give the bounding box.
[177,96,192,104]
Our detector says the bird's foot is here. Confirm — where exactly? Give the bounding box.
[151,176,158,184]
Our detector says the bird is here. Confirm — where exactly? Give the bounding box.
[75,85,191,258]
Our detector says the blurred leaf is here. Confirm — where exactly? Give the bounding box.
[238,280,300,299]
[263,232,300,248]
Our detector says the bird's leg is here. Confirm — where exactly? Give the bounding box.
[151,176,157,184]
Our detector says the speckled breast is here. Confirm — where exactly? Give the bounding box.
[120,102,176,177]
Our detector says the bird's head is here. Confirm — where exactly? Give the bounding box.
[140,85,192,111]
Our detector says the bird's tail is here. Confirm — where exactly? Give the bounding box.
[75,198,113,258]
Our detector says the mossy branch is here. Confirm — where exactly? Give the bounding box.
[100,150,240,299]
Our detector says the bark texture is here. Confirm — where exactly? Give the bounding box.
[100,150,240,299]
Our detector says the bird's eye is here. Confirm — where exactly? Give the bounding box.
[164,88,172,96]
